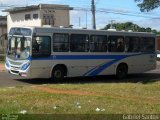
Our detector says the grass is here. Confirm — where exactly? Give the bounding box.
[0,61,4,65]
[0,58,159,119]
[0,56,5,62]
[0,81,160,115]
[0,58,5,64]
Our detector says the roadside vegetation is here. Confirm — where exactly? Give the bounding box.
[0,56,5,63]
[0,60,159,119]
[0,81,159,114]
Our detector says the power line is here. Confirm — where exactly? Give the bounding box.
[97,9,157,18]
[1,1,160,19]
[1,2,159,26]
[73,7,160,19]
[95,0,101,5]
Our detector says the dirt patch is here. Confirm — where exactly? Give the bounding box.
[0,64,5,72]
[34,86,100,96]
[33,86,160,104]
[157,61,160,65]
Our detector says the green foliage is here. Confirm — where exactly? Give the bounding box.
[0,56,5,62]
[135,0,160,12]
[102,22,159,34]
[0,82,160,114]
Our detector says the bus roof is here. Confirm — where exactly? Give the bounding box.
[11,26,156,37]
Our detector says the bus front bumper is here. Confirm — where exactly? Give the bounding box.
[5,63,31,78]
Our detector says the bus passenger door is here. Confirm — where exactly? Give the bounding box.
[31,36,52,78]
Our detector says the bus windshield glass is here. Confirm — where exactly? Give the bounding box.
[7,36,31,60]
[9,28,32,36]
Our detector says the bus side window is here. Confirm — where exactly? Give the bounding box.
[125,37,140,53]
[90,35,107,52]
[32,36,51,57]
[140,37,155,52]
[108,36,124,52]
[32,38,39,52]
[53,33,69,52]
[125,37,133,52]
[70,34,89,52]
[117,38,124,52]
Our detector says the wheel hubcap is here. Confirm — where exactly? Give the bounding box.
[54,70,61,78]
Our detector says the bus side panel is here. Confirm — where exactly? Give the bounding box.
[98,54,156,75]
[61,59,115,77]
[53,60,89,77]
[30,60,52,78]
[126,54,156,74]
[86,59,116,76]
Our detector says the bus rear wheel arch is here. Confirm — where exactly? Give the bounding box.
[51,65,67,81]
[116,63,128,79]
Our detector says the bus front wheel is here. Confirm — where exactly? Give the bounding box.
[116,64,128,79]
[52,66,65,81]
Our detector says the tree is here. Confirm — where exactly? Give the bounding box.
[138,27,146,32]
[135,0,160,12]
[102,22,158,34]
[152,29,158,34]
[146,27,152,32]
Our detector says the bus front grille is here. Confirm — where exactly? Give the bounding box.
[11,70,19,74]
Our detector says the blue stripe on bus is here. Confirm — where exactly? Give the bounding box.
[86,56,127,76]
[29,55,132,60]
[55,55,132,60]
[87,59,118,76]
[84,52,155,76]
[29,52,154,61]
[83,62,107,76]
[28,53,155,76]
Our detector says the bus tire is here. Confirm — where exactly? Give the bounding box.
[116,64,128,79]
[52,66,65,81]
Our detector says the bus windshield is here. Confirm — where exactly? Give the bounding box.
[7,36,31,60]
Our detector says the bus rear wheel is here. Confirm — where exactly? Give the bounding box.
[52,66,65,81]
[116,64,128,79]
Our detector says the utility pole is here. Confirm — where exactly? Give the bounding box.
[79,17,81,28]
[86,10,88,29]
[110,20,115,29]
[91,0,96,29]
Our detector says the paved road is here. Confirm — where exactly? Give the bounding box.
[0,73,28,87]
[0,65,160,87]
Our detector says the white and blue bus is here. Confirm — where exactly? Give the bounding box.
[5,26,156,80]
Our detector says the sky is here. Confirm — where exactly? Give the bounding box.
[0,0,160,30]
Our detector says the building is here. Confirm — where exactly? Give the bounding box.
[4,4,73,32]
[0,16,7,36]
[0,16,7,57]
[157,36,160,50]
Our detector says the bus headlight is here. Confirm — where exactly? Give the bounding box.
[21,63,30,71]
[6,60,10,68]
